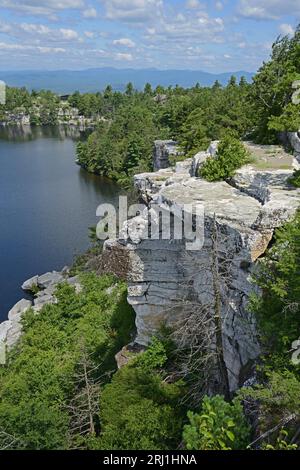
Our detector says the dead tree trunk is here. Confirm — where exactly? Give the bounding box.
[211,215,231,400]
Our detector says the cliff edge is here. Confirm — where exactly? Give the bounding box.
[106,139,300,392]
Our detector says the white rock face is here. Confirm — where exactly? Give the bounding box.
[37,271,64,289]
[153,140,182,171]
[192,151,209,176]
[288,131,300,158]
[22,275,38,291]
[22,271,64,291]
[208,140,219,157]
[0,299,33,350]
[107,143,300,392]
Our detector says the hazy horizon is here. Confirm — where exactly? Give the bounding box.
[0,67,254,94]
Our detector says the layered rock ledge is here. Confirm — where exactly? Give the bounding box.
[107,141,300,391]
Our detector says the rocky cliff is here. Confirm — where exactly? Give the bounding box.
[106,140,300,392]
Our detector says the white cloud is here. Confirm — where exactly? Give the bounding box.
[84,31,95,38]
[0,0,84,17]
[186,0,200,8]
[215,1,223,11]
[60,28,78,40]
[38,46,66,53]
[115,52,133,61]
[83,7,97,18]
[0,41,65,53]
[113,37,136,47]
[19,23,51,35]
[279,23,295,36]
[238,0,300,20]
[150,13,225,43]
[0,21,11,33]
[101,0,163,23]
[6,22,81,44]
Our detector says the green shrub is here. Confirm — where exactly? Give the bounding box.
[199,134,251,182]
[289,170,300,188]
[262,429,298,450]
[0,273,135,450]
[238,370,300,440]
[98,362,184,450]
[183,395,250,450]
[134,337,168,371]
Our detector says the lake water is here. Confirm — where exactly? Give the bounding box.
[0,125,121,321]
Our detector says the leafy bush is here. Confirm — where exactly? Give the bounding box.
[134,337,168,371]
[0,273,135,449]
[238,371,300,448]
[244,211,300,448]
[183,395,250,450]
[250,211,300,355]
[98,354,184,450]
[199,134,251,182]
[289,170,300,188]
[262,429,298,450]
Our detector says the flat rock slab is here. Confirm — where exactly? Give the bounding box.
[8,299,32,321]
[37,271,64,289]
[159,178,263,231]
[22,275,38,291]
[0,298,33,350]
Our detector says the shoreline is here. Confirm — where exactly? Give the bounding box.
[0,266,83,351]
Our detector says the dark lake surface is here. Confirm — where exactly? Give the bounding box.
[0,125,121,321]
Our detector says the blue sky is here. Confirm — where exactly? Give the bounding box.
[0,0,299,72]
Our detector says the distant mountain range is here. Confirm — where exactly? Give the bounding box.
[0,68,254,94]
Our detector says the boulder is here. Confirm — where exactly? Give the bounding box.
[33,294,56,312]
[37,271,64,289]
[175,159,193,175]
[7,299,32,321]
[192,151,209,176]
[5,299,32,348]
[22,275,38,291]
[153,140,181,171]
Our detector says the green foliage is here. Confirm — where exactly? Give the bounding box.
[174,78,253,156]
[262,430,298,450]
[183,395,250,450]
[0,273,135,449]
[243,211,300,448]
[200,133,251,181]
[251,211,300,355]
[76,97,164,186]
[289,169,300,187]
[251,27,300,142]
[98,355,184,450]
[268,103,300,133]
[134,337,168,371]
[238,370,300,447]
[73,74,254,186]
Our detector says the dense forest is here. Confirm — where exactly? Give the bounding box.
[74,27,300,186]
[0,27,300,450]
